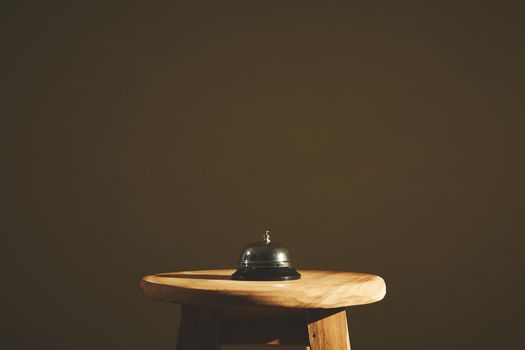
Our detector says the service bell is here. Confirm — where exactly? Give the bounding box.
[231,230,301,281]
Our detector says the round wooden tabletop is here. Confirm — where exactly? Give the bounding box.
[140,269,386,309]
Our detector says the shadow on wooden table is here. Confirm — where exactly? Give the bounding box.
[157,273,232,280]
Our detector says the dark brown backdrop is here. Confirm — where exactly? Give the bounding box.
[2,1,524,349]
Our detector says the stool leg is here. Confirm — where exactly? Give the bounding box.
[306,308,351,350]
[176,305,221,350]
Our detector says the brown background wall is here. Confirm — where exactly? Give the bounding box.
[2,1,524,349]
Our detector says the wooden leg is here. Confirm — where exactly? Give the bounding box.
[306,308,351,350]
[176,305,221,350]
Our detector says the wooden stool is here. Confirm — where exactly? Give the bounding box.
[140,269,386,349]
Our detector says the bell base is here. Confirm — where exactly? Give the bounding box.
[231,267,301,281]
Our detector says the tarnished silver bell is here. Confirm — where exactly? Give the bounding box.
[231,230,301,281]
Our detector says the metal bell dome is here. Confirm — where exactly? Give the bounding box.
[231,230,301,281]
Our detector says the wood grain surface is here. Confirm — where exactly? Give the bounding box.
[307,308,351,350]
[140,269,386,309]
